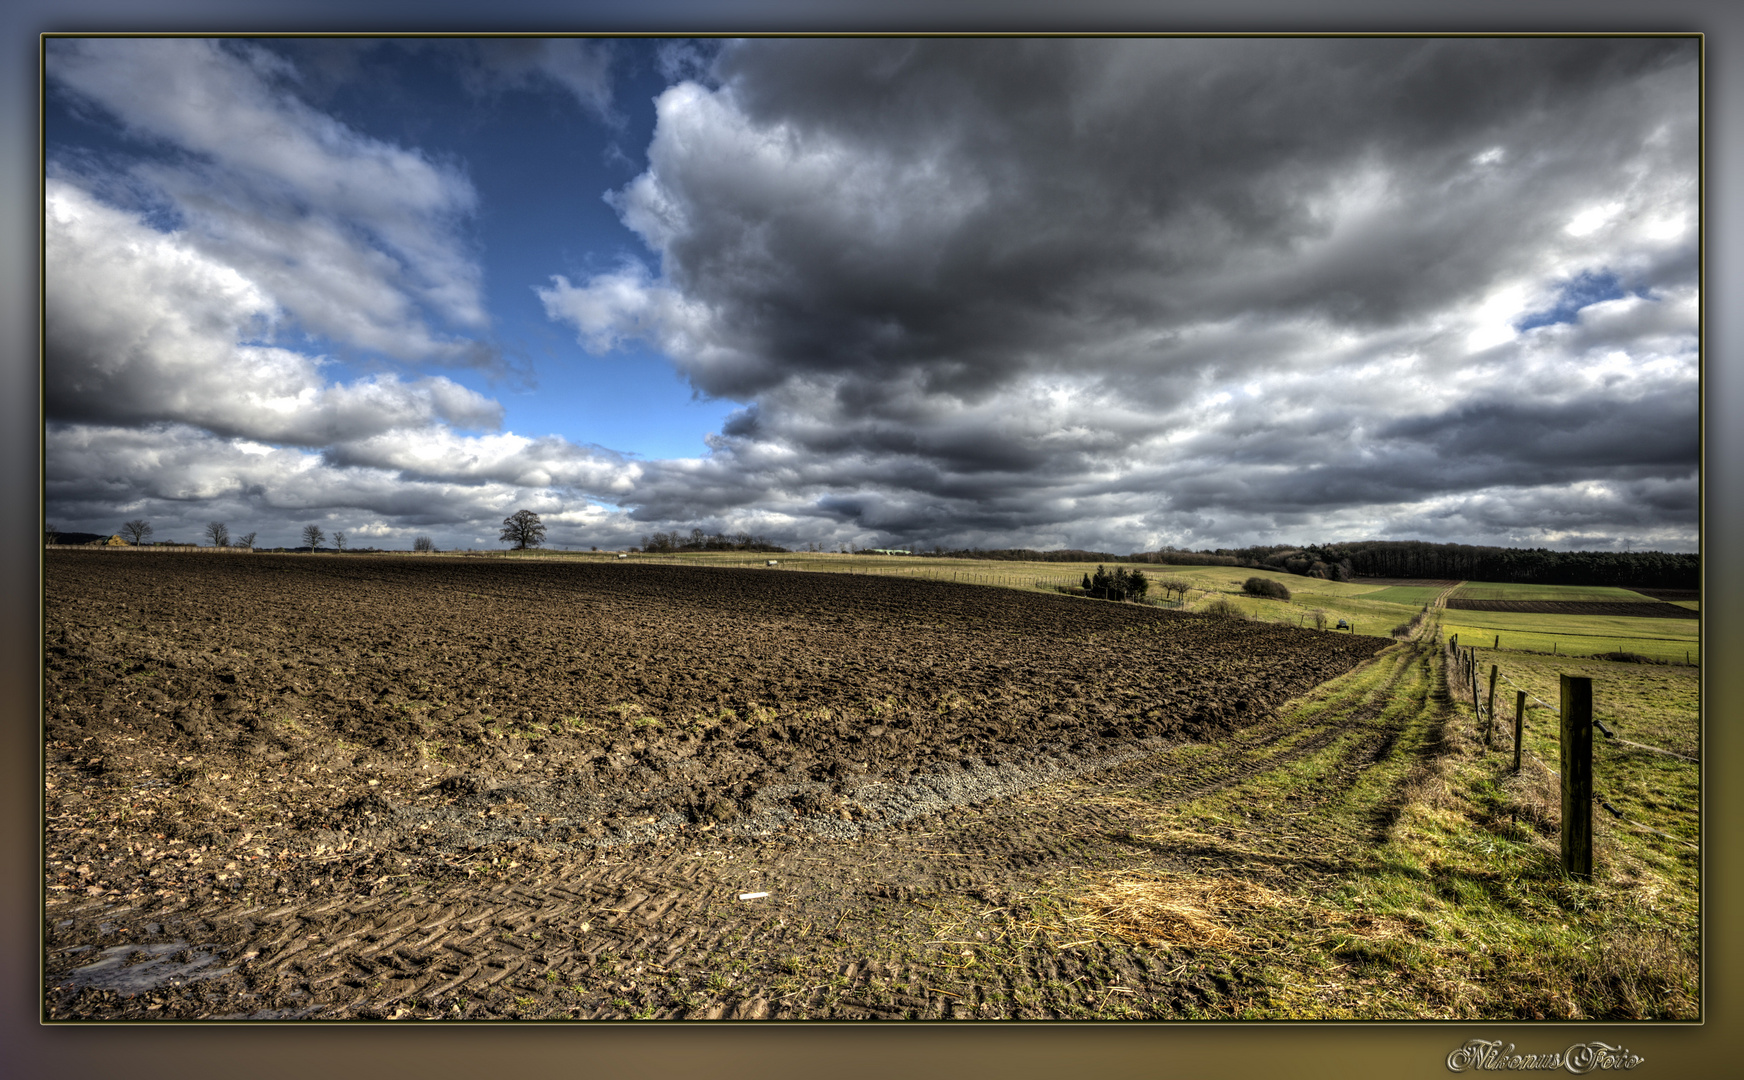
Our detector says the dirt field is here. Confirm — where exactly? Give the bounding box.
[1627,588,1700,602]
[1442,599,1697,619]
[43,551,1387,1020]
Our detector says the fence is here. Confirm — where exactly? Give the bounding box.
[1442,632,1697,880]
[45,543,248,553]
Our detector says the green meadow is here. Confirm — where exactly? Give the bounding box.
[1450,582,1661,603]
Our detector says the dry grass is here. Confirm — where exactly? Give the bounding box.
[1075,872,1272,948]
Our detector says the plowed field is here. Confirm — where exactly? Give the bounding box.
[1443,599,1697,619]
[44,551,1387,1020]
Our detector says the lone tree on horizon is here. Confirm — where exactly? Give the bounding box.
[501,509,545,550]
[204,521,229,548]
[121,519,153,545]
[302,524,325,551]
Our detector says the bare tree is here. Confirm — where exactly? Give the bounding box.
[45,522,60,546]
[333,531,347,551]
[301,524,325,551]
[500,509,545,550]
[205,521,230,548]
[413,536,435,553]
[1156,576,1195,607]
[236,532,257,549]
[121,519,153,545]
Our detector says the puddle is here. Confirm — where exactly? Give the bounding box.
[59,941,234,996]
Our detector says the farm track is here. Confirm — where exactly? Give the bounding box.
[44,552,1432,1020]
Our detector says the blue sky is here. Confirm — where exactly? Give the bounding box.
[49,38,732,465]
[43,36,1699,553]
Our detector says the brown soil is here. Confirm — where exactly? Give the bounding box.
[43,551,1386,1020]
[1627,588,1699,602]
[1442,599,1697,619]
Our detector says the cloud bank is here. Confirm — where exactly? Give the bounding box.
[46,38,1698,553]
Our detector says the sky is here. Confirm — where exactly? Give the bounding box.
[42,35,1699,554]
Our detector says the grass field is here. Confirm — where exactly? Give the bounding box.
[1451,582,1662,603]
[1441,610,1698,665]
[1062,621,1697,1018]
[1159,567,1433,639]
[1353,585,1448,606]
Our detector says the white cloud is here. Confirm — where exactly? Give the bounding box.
[46,180,503,445]
[49,37,491,365]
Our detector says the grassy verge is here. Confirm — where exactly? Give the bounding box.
[1059,624,1698,1018]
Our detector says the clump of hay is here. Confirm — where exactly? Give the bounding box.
[1074,872,1290,949]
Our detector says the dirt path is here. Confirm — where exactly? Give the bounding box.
[44,552,1434,1020]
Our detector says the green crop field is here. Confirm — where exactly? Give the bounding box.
[1450,582,1657,603]
[1441,609,1698,664]
[1354,585,1447,606]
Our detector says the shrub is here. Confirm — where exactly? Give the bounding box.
[1242,576,1291,601]
[413,536,435,553]
[1202,596,1245,618]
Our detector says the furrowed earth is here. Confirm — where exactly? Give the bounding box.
[44,552,1386,1020]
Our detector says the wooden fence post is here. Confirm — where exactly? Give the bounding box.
[1494,634,1499,649]
[1513,690,1526,774]
[1560,675,1594,881]
[1486,665,1498,747]
[1469,650,1482,729]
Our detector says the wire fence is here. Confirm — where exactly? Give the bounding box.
[1441,632,1698,854]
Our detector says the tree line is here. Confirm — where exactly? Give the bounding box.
[640,528,786,553]
[1207,540,1697,588]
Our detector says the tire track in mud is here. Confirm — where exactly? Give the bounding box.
[45,552,1426,1020]
[1123,639,1423,809]
[47,639,1436,1020]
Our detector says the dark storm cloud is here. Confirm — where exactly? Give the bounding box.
[42,37,1697,555]
[539,37,1697,551]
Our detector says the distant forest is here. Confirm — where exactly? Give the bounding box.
[48,526,1697,589]
[922,540,1698,589]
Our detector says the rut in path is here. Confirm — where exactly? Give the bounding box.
[45,637,1441,1021]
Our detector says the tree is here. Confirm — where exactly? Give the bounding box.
[205,521,230,548]
[333,531,347,551]
[236,532,257,549]
[501,509,545,550]
[121,519,153,545]
[45,522,60,545]
[1085,565,1147,602]
[413,536,435,553]
[1156,576,1194,606]
[302,524,325,551]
